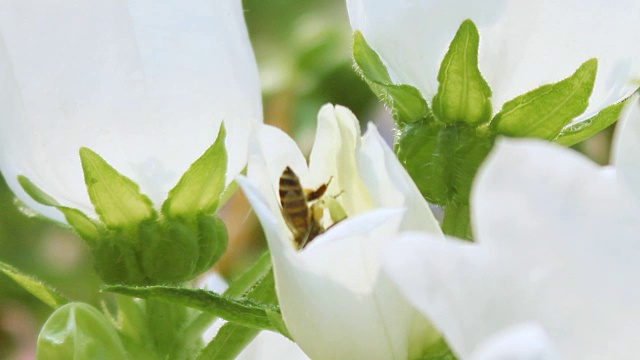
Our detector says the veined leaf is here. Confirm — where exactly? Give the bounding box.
[104,285,281,333]
[432,19,492,125]
[493,59,598,140]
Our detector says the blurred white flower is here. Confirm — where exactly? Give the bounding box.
[0,0,262,222]
[385,96,640,359]
[347,0,640,118]
[238,104,442,360]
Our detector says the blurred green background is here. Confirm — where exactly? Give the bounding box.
[0,1,614,359]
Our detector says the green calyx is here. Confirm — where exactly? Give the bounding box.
[19,124,230,285]
[354,19,607,239]
[93,215,228,285]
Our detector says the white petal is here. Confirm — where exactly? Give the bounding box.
[359,123,442,235]
[468,324,558,360]
[388,141,640,359]
[612,94,640,201]
[347,0,640,119]
[472,138,638,255]
[250,125,310,189]
[236,176,295,258]
[265,208,431,360]
[384,233,504,358]
[0,0,261,221]
[309,104,372,216]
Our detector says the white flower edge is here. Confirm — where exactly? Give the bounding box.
[612,94,640,200]
[384,98,640,359]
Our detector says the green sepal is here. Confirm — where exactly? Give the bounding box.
[492,58,598,139]
[90,215,227,286]
[441,200,472,240]
[80,147,156,228]
[432,19,492,125]
[58,207,101,244]
[92,230,147,285]
[352,30,391,84]
[0,261,69,309]
[416,337,457,360]
[18,175,59,207]
[36,303,129,360]
[555,98,628,146]
[162,124,227,217]
[353,31,429,124]
[138,220,199,284]
[193,216,228,274]
[396,122,494,205]
[104,285,283,333]
[17,175,102,243]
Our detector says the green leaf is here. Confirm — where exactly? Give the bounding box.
[493,58,598,140]
[162,124,228,217]
[17,175,60,207]
[432,19,492,125]
[0,261,68,309]
[104,285,281,332]
[353,31,429,124]
[37,303,129,360]
[555,99,628,146]
[80,147,156,228]
[196,271,280,360]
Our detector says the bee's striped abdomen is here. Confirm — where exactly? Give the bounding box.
[279,167,310,241]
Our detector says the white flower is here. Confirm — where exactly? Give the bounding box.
[0,0,262,222]
[237,104,442,360]
[384,96,640,359]
[347,0,640,118]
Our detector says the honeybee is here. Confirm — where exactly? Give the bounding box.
[279,166,330,249]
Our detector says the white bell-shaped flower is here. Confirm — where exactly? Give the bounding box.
[384,97,640,359]
[0,0,262,222]
[238,104,443,360]
[347,0,640,119]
